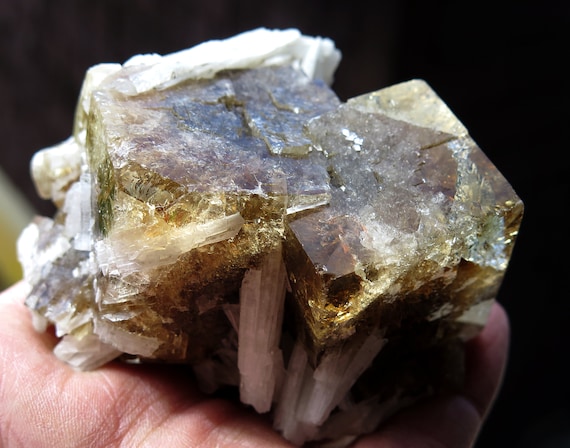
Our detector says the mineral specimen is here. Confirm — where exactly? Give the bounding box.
[17,28,523,446]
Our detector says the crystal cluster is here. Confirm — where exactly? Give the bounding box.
[17,28,523,446]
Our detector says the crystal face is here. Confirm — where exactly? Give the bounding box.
[17,28,523,446]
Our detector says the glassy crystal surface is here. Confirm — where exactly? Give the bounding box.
[17,28,523,447]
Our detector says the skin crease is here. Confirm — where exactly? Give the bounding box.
[0,281,509,448]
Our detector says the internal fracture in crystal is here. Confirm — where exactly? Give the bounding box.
[18,28,523,447]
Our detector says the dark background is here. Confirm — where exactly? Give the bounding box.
[1,1,568,446]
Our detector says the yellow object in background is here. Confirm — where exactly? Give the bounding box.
[0,168,35,289]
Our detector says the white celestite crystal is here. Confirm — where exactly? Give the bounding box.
[274,331,386,444]
[95,211,245,276]
[30,136,84,207]
[74,63,123,146]
[93,317,162,357]
[121,28,341,94]
[62,173,93,251]
[237,244,288,413]
[54,333,122,371]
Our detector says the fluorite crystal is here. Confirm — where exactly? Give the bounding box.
[17,28,523,446]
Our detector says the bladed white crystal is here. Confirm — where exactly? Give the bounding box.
[120,28,341,94]
[238,244,287,412]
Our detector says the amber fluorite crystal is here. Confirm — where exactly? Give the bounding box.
[18,28,523,446]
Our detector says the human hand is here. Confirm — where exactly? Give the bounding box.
[0,281,509,447]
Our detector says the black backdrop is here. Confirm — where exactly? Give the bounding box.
[1,1,568,446]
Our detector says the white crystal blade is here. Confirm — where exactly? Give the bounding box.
[238,244,287,413]
[54,333,121,371]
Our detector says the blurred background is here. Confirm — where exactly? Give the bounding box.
[1,0,567,446]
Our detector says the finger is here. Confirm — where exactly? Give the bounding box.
[353,301,510,448]
[463,301,510,420]
[352,393,482,448]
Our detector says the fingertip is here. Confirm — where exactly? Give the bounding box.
[353,302,510,448]
[0,280,30,305]
[353,394,481,448]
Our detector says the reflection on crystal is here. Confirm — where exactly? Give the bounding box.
[17,28,523,446]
